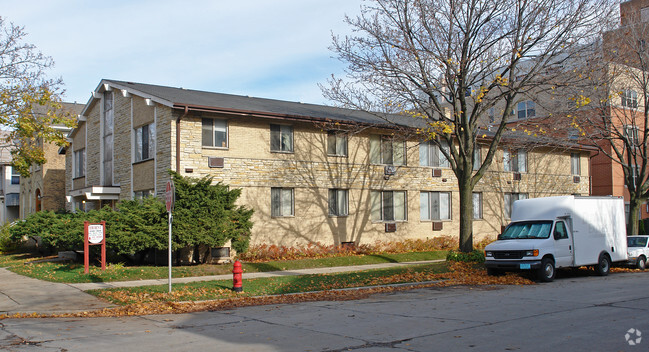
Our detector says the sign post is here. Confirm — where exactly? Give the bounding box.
[84,221,106,274]
[165,180,175,293]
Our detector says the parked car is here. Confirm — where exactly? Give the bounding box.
[627,235,649,270]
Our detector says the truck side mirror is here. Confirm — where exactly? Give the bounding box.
[497,234,503,240]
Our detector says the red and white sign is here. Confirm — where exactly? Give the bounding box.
[166,180,175,212]
[84,221,106,274]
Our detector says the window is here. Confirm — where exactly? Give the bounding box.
[419,141,449,167]
[271,188,294,217]
[270,124,293,152]
[135,123,155,162]
[554,221,568,239]
[103,91,114,185]
[628,164,639,188]
[504,193,528,219]
[473,147,482,171]
[473,192,483,219]
[420,191,450,221]
[370,135,406,165]
[327,132,348,156]
[570,153,580,175]
[134,190,153,200]
[74,149,85,178]
[202,118,228,148]
[568,128,579,140]
[622,89,638,108]
[10,168,19,185]
[488,108,496,124]
[328,189,348,216]
[624,125,639,146]
[371,190,407,221]
[503,149,527,172]
[517,101,535,119]
[642,7,649,22]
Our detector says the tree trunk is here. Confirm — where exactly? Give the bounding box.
[627,197,642,236]
[458,177,474,253]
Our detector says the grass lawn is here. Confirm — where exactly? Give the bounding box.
[0,250,447,284]
[90,261,450,305]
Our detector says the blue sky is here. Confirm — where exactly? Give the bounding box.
[1,0,362,105]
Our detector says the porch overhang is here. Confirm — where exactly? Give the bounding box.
[69,186,121,200]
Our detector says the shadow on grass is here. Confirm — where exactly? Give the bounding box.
[244,262,283,272]
[364,254,399,263]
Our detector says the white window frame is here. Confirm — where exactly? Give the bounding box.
[271,187,294,217]
[419,141,449,168]
[327,131,348,157]
[371,190,407,222]
[516,100,535,119]
[504,193,528,219]
[328,189,349,216]
[420,191,451,221]
[370,135,406,166]
[135,123,155,162]
[624,125,639,146]
[622,89,638,109]
[202,118,228,148]
[473,147,482,171]
[473,192,483,220]
[270,124,294,153]
[74,148,86,178]
[570,153,580,175]
[10,167,19,185]
[503,149,527,173]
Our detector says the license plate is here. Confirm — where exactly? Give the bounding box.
[519,263,531,270]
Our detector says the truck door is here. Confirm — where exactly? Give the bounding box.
[553,220,573,268]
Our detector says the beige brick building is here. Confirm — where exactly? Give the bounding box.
[64,80,590,247]
[20,103,83,218]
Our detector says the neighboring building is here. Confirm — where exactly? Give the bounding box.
[64,79,590,247]
[0,131,20,224]
[19,103,83,218]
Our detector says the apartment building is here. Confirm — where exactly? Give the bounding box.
[19,103,82,218]
[64,79,589,247]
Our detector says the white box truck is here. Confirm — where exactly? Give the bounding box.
[484,196,627,282]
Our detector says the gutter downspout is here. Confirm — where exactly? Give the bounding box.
[176,106,189,173]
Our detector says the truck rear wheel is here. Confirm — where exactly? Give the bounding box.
[538,258,555,282]
[594,254,611,276]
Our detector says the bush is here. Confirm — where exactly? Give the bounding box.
[0,222,19,252]
[6,173,254,262]
[446,249,485,263]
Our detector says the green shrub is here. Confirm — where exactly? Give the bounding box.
[446,249,485,263]
[0,222,19,252]
[170,171,253,252]
[7,174,254,262]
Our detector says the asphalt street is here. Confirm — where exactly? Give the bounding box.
[1,270,648,351]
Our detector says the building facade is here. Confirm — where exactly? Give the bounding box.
[64,80,590,247]
[19,103,82,218]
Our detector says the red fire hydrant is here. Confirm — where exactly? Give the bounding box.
[232,260,243,292]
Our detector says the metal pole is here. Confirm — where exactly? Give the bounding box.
[168,211,172,293]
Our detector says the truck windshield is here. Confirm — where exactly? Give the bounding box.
[627,237,648,247]
[501,221,553,239]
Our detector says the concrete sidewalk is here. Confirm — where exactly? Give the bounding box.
[0,260,443,315]
[69,259,444,291]
[0,268,114,315]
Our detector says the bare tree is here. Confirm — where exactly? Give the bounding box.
[576,17,649,236]
[322,0,616,252]
[0,17,76,176]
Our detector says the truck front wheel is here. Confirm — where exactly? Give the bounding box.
[636,256,646,270]
[538,258,555,282]
[594,254,611,276]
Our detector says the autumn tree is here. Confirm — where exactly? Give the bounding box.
[575,13,649,236]
[323,0,616,252]
[0,17,76,176]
